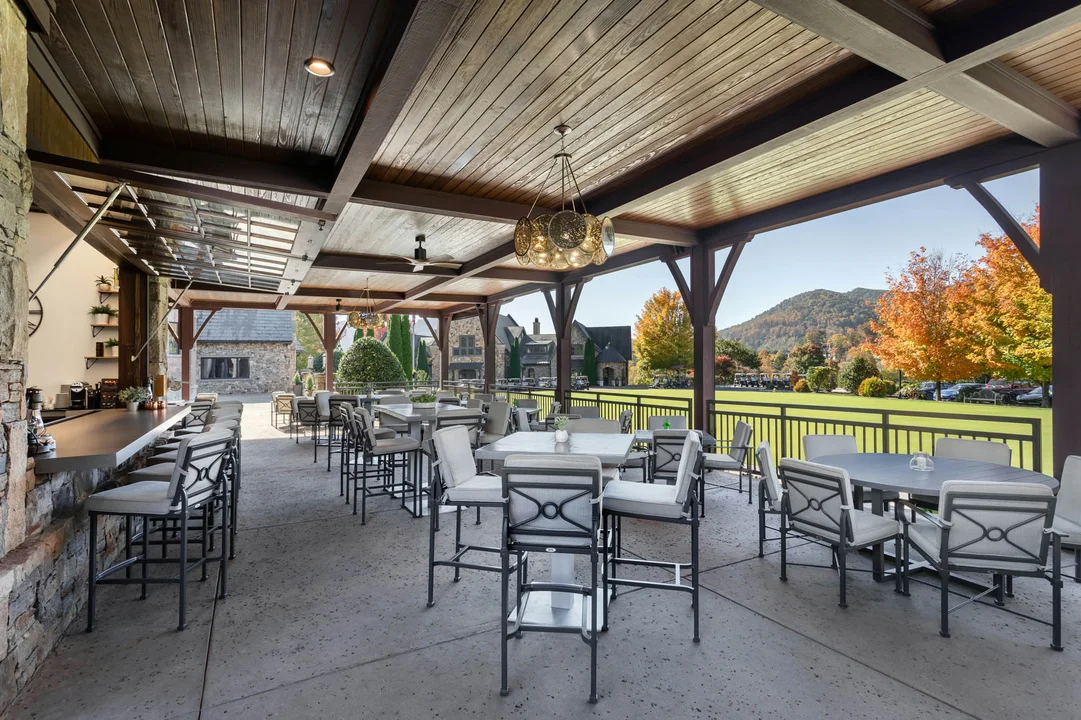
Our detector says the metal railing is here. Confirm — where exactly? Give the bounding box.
[564,390,692,432]
[334,380,438,394]
[707,399,1044,472]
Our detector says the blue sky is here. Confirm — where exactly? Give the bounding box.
[499,170,1040,334]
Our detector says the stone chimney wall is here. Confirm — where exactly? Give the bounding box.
[532,318,540,335]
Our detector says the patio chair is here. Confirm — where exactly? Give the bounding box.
[566,418,620,434]
[352,407,421,523]
[647,415,687,430]
[515,398,538,409]
[340,406,397,502]
[376,395,411,435]
[756,441,783,557]
[778,458,902,608]
[85,431,233,631]
[475,393,494,403]
[618,408,650,482]
[321,395,359,471]
[292,398,322,461]
[899,481,1062,648]
[500,454,604,703]
[272,392,294,429]
[568,405,600,419]
[479,401,512,446]
[934,437,1012,466]
[603,432,701,642]
[1053,455,1081,582]
[539,401,563,430]
[465,398,483,409]
[427,425,524,607]
[703,420,753,507]
[513,407,533,432]
[802,434,857,460]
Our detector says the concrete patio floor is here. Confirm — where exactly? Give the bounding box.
[10,399,1079,719]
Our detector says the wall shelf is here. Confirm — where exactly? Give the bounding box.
[85,355,118,369]
[97,289,119,303]
[90,323,118,338]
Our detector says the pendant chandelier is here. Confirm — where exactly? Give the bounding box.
[514,125,615,270]
[346,279,386,331]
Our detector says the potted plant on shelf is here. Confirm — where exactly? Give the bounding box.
[95,275,113,293]
[89,304,111,326]
[412,392,437,409]
[104,305,119,326]
[118,386,150,412]
[104,338,119,357]
[553,414,570,444]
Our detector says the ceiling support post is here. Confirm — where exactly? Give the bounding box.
[545,281,585,406]
[324,313,336,393]
[477,302,502,393]
[179,307,194,401]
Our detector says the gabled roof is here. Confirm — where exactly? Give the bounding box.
[597,344,627,363]
[196,309,294,343]
[584,325,632,363]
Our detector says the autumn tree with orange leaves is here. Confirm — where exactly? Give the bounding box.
[961,207,1051,405]
[633,287,693,381]
[867,248,982,400]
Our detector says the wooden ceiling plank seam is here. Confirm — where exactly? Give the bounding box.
[211,0,246,152]
[183,0,229,151]
[125,0,198,147]
[156,0,214,150]
[277,0,323,153]
[307,0,380,156]
[239,0,268,150]
[291,0,354,154]
[445,0,738,199]
[478,5,800,203]
[383,0,536,187]
[435,0,689,196]
[378,0,516,184]
[399,0,588,188]
[415,0,618,185]
[42,16,114,133]
[259,0,297,162]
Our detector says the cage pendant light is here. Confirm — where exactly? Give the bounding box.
[514,125,615,270]
[347,278,386,330]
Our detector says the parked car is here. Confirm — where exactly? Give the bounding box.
[1017,385,1051,406]
[571,375,590,390]
[916,381,940,400]
[940,383,983,401]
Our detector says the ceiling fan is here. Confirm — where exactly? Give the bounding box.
[381,234,461,272]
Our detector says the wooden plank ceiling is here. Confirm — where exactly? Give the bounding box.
[26,0,1081,318]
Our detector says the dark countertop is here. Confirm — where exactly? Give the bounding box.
[34,406,190,475]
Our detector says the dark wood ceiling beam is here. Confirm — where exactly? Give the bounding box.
[292,286,487,304]
[756,0,1080,146]
[698,136,1048,242]
[583,2,1081,218]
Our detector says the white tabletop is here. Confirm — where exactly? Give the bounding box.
[813,453,1058,495]
[475,431,633,465]
[374,404,483,424]
[634,428,717,449]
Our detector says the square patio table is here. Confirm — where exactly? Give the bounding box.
[633,428,717,451]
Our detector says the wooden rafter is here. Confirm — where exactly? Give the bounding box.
[961,180,1047,289]
[302,313,325,346]
[193,310,218,343]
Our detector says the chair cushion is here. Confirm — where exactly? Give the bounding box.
[477,432,505,446]
[371,437,420,455]
[127,463,176,480]
[602,480,683,519]
[444,473,502,503]
[909,520,1044,572]
[148,450,177,464]
[374,427,398,440]
[791,509,898,548]
[622,450,648,467]
[86,480,212,515]
[602,467,621,485]
[704,452,740,470]
[1053,516,1081,546]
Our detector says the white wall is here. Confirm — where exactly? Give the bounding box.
[26,213,118,400]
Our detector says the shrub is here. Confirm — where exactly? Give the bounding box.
[807,366,837,392]
[858,377,889,397]
[313,352,325,373]
[292,372,301,386]
[839,354,880,394]
[881,379,897,396]
[337,336,406,386]
[898,382,922,399]
[793,378,811,393]
[304,374,314,394]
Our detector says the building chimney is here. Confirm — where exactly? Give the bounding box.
[533,317,541,335]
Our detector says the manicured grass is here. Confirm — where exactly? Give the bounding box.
[579,387,1053,471]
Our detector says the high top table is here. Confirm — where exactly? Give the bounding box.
[476,431,634,628]
[813,453,1058,580]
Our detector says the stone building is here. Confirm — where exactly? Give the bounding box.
[445,314,631,386]
[168,310,297,396]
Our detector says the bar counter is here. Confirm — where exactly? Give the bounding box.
[33,406,190,474]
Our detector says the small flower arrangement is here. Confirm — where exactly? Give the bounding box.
[413,392,437,404]
[118,386,150,403]
[95,275,113,292]
[554,415,569,431]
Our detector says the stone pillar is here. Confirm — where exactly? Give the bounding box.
[117,265,148,390]
[146,277,169,385]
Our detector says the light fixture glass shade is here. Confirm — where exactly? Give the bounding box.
[549,209,588,249]
[600,216,616,256]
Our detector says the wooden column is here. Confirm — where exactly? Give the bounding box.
[117,265,148,390]
[323,313,336,392]
[1041,143,1081,475]
[667,240,749,430]
[424,315,451,388]
[545,282,585,404]
[179,307,194,401]
[477,303,501,393]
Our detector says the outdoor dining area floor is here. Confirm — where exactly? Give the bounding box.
[11,398,1078,720]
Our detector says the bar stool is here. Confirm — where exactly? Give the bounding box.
[340,406,396,502]
[85,431,233,631]
[353,407,421,523]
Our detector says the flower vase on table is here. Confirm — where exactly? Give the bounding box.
[553,416,570,444]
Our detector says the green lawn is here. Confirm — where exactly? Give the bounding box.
[570,387,1052,472]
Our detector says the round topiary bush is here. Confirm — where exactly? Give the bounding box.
[338,336,406,385]
[807,366,838,392]
[858,377,889,397]
[839,354,880,394]
[793,378,811,393]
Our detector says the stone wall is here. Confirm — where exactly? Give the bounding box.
[446,315,507,381]
[195,341,294,394]
[146,277,170,382]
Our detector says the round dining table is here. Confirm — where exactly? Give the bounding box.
[813,453,1058,580]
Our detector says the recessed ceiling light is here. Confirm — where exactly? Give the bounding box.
[304,57,335,77]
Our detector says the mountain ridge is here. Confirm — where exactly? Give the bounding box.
[718,288,883,351]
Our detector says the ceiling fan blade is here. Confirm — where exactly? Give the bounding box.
[412,264,425,272]
[427,254,456,263]
[428,262,462,268]
[378,256,416,265]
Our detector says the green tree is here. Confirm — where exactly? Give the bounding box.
[508,337,522,379]
[807,366,838,392]
[633,288,693,377]
[367,327,375,337]
[785,342,826,374]
[583,338,597,384]
[804,329,827,347]
[716,338,760,369]
[313,352,325,373]
[294,312,323,370]
[416,341,430,376]
[397,315,413,378]
[387,315,402,372]
[839,353,880,394]
[715,354,736,383]
[338,336,406,385]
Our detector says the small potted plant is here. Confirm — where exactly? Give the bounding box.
[118,386,150,412]
[104,305,119,326]
[553,415,570,443]
[412,392,437,409]
[89,304,112,326]
[95,275,113,293]
[304,374,315,396]
[104,338,119,357]
[293,372,303,395]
